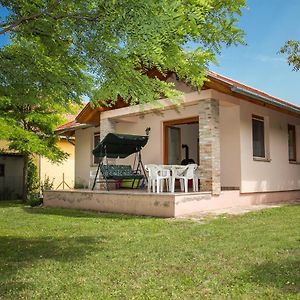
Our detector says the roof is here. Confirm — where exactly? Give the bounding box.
[206,71,300,114]
[56,120,91,136]
[57,70,300,134]
[55,107,90,136]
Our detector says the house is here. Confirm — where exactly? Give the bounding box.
[38,136,75,190]
[0,138,75,199]
[48,71,300,217]
[0,119,76,200]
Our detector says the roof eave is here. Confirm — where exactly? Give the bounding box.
[231,86,300,116]
[56,124,92,136]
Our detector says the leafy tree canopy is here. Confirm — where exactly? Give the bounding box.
[279,40,300,71]
[0,0,245,164]
[1,0,246,106]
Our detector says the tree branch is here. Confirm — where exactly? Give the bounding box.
[0,10,101,36]
[0,12,45,35]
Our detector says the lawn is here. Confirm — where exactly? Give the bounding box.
[0,202,299,299]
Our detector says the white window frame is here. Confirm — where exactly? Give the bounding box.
[252,114,270,161]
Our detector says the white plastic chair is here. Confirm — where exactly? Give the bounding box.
[145,164,171,193]
[194,166,200,192]
[171,164,198,193]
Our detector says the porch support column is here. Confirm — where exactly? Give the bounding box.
[198,99,221,195]
[99,117,116,140]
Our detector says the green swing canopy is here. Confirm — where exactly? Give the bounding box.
[92,133,149,159]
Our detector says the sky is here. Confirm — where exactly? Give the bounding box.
[209,0,300,106]
[1,1,300,105]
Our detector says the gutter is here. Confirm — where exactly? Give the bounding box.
[231,86,300,115]
[55,123,92,135]
[66,136,75,146]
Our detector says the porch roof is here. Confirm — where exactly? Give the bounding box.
[56,70,300,134]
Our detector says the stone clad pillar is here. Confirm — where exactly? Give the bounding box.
[198,99,221,195]
[99,116,116,169]
[99,117,116,140]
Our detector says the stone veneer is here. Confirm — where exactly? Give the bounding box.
[100,117,116,140]
[198,99,221,195]
[99,117,116,167]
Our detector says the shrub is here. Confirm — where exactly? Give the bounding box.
[28,193,42,207]
[74,181,87,189]
[41,176,54,191]
[26,158,39,197]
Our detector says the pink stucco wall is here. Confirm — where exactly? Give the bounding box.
[74,88,300,194]
[44,189,300,217]
[240,101,300,192]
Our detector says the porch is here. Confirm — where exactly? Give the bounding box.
[44,189,211,218]
[43,188,300,218]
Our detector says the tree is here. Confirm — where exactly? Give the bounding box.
[1,0,246,104]
[0,0,246,200]
[279,40,300,71]
[0,38,87,200]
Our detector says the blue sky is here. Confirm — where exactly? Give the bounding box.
[209,0,300,105]
[0,6,9,47]
[1,1,300,105]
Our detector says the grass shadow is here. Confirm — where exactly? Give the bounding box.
[0,200,23,207]
[22,205,155,221]
[0,235,105,297]
[240,258,300,294]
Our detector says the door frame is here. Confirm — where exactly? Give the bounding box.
[163,116,199,164]
[167,126,181,165]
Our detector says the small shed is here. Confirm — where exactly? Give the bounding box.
[0,154,24,200]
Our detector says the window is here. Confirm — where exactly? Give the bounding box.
[0,164,4,177]
[288,124,296,161]
[93,133,101,164]
[252,115,265,158]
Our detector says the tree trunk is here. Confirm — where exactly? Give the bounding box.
[22,153,29,202]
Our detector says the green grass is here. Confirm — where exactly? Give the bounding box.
[0,201,299,299]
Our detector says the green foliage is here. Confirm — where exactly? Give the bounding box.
[40,176,54,192]
[0,0,246,108]
[27,162,54,204]
[74,181,87,189]
[279,40,300,71]
[26,158,39,197]
[27,193,42,207]
[0,37,84,161]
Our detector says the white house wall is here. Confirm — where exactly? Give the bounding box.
[240,100,300,192]
[75,126,99,187]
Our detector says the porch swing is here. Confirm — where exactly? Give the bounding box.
[91,133,149,190]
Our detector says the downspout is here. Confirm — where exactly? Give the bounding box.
[66,136,75,146]
[231,86,300,115]
[39,154,41,183]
